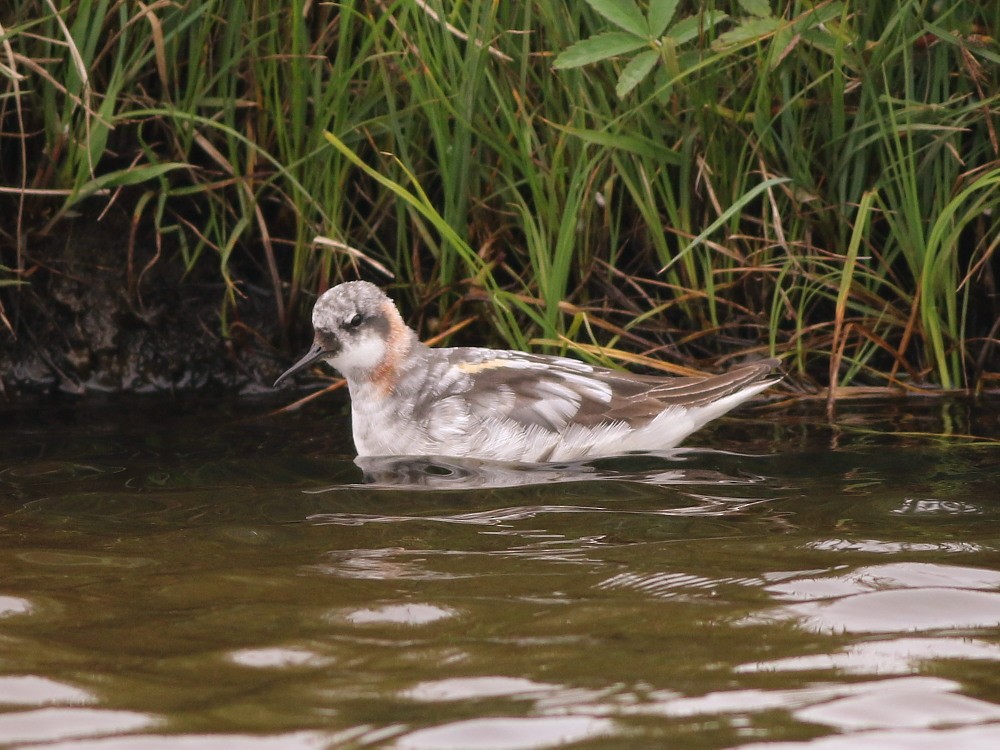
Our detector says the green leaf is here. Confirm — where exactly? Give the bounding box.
[798,27,840,57]
[616,49,659,98]
[647,0,680,37]
[96,162,188,187]
[585,0,649,38]
[794,0,845,31]
[0,262,28,288]
[553,31,649,69]
[322,131,479,272]
[668,11,730,45]
[836,190,877,329]
[549,122,681,163]
[924,21,1000,65]
[768,26,797,70]
[322,130,525,345]
[661,177,792,272]
[966,43,1000,65]
[652,66,674,103]
[713,17,782,49]
[738,0,773,18]
[68,162,188,205]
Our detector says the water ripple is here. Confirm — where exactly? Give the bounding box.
[27,731,334,750]
[392,716,615,749]
[0,707,155,745]
[736,636,1000,676]
[401,676,561,702]
[597,571,762,600]
[808,538,988,553]
[0,595,32,618]
[307,498,770,528]
[0,676,93,707]
[733,725,1000,750]
[747,562,1000,633]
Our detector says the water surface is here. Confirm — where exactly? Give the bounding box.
[1,394,998,749]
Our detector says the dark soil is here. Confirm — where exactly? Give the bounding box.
[1,204,288,397]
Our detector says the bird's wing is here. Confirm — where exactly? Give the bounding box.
[436,350,778,433]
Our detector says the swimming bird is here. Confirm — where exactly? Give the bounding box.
[274,281,780,462]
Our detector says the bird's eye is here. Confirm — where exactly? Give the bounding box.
[347,313,364,328]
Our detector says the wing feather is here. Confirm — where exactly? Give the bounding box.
[441,348,779,434]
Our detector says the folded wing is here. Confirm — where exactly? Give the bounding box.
[449,351,779,433]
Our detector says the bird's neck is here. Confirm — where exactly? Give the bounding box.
[358,303,423,393]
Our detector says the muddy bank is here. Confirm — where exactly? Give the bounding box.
[1,207,292,397]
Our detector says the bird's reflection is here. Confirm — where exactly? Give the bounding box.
[302,449,771,492]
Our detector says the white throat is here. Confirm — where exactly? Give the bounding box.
[327,334,387,379]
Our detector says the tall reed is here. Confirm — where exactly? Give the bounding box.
[2,0,997,390]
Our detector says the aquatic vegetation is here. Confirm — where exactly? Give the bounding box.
[1,0,997,393]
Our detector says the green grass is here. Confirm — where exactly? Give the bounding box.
[2,0,998,392]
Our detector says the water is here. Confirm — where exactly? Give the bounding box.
[1,394,999,749]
